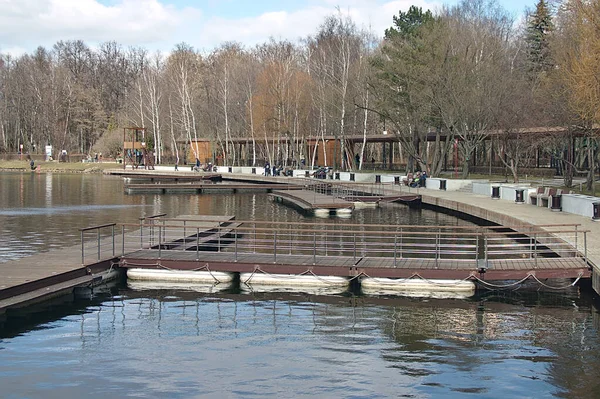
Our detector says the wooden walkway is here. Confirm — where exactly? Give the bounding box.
[0,215,237,315]
[120,249,589,281]
[125,183,304,194]
[271,190,354,213]
[106,170,222,182]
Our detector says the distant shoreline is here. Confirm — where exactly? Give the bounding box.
[0,160,117,173]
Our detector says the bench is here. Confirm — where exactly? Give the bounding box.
[540,188,557,208]
[529,187,546,206]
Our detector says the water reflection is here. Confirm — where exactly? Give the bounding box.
[1,288,599,398]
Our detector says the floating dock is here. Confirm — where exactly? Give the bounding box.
[270,190,354,216]
[125,183,304,194]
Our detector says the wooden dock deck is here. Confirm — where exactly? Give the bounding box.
[0,215,238,315]
[125,183,304,194]
[119,218,590,283]
[271,190,354,213]
[120,249,589,281]
[106,170,222,182]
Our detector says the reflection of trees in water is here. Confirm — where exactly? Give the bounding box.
[4,286,600,398]
[372,293,600,397]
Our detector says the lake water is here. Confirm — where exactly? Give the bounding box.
[1,171,600,398]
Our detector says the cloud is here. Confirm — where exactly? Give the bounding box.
[0,0,199,53]
[0,0,440,55]
[192,0,440,51]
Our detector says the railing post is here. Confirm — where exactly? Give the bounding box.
[218,224,221,252]
[196,227,200,261]
[122,225,125,256]
[81,229,85,265]
[140,219,143,249]
[584,231,588,263]
[158,225,162,259]
[484,235,488,267]
[530,236,533,259]
[97,229,101,260]
[313,231,317,265]
[112,224,115,257]
[235,229,238,262]
[183,220,186,250]
[475,234,479,262]
[575,225,579,253]
[435,230,440,268]
[394,234,397,267]
[534,233,538,268]
[273,231,277,263]
[353,233,356,263]
[400,228,403,259]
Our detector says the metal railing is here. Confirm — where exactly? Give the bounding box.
[80,223,117,264]
[79,218,589,268]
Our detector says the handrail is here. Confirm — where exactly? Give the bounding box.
[80,217,587,267]
[80,223,116,232]
[116,222,589,237]
[117,216,582,231]
[140,213,167,221]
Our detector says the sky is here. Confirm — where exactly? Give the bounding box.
[0,0,536,56]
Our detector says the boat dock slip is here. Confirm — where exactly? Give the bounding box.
[106,170,222,182]
[125,183,304,194]
[115,218,589,282]
[270,190,354,214]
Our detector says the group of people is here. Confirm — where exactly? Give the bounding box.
[192,158,217,172]
[263,161,281,176]
[406,171,427,188]
[263,161,293,177]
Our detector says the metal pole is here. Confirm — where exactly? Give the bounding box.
[81,229,85,265]
[575,225,579,253]
[273,231,277,263]
[435,231,440,268]
[196,227,200,261]
[353,233,356,263]
[530,237,533,259]
[534,233,538,268]
[475,234,479,262]
[183,220,186,249]
[584,231,588,263]
[158,225,162,259]
[112,225,115,257]
[400,228,403,259]
[140,219,143,249]
[235,229,238,262]
[394,233,397,267]
[484,236,488,267]
[97,229,101,260]
[313,231,317,265]
[122,225,125,256]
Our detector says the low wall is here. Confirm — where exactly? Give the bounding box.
[562,194,600,218]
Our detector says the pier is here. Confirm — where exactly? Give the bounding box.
[114,218,589,281]
[1,169,596,315]
[125,182,304,194]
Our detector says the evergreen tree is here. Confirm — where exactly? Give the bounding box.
[384,5,434,41]
[525,0,553,74]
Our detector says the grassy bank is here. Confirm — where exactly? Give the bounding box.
[0,160,119,173]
